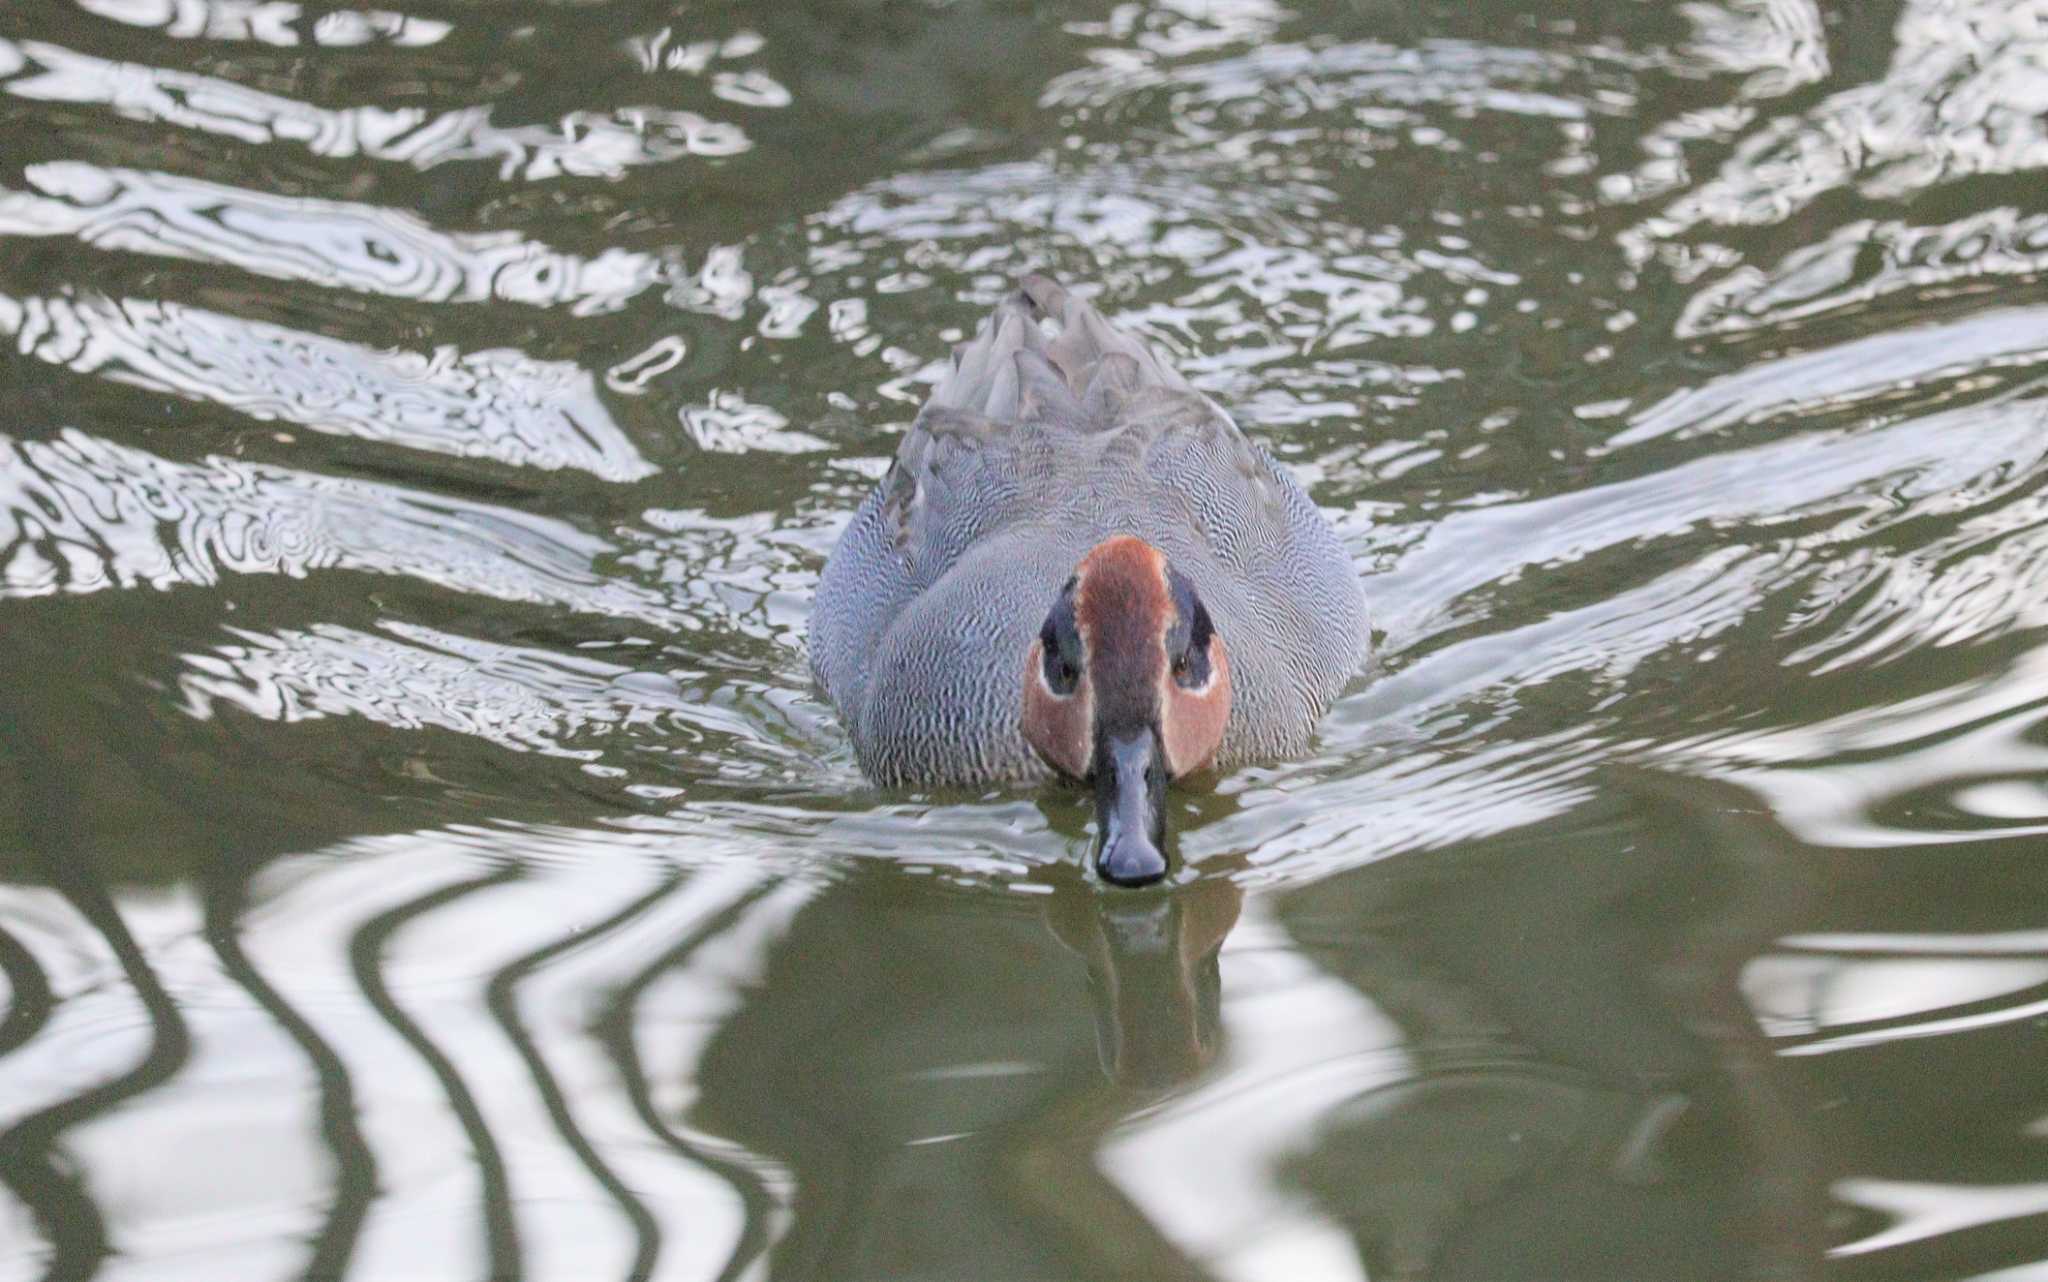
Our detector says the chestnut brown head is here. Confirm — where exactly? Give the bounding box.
[1022,536,1233,885]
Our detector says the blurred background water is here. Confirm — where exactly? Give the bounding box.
[3,0,2048,1278]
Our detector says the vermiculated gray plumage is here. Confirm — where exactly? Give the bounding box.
[810,276,1368,786]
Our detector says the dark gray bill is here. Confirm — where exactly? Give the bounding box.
[1093,727,1169,886]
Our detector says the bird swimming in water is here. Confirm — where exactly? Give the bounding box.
[810,276,1367,884]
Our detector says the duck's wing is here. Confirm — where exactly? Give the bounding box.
[809,285,1068,713]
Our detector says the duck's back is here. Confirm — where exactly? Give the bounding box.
[811,277,1367,787]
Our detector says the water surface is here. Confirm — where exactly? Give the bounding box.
[4,0,2048,1278]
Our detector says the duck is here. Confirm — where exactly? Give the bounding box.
[810,276,1368,885]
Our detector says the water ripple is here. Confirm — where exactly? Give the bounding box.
[1045,36,1616,126]
[175,622,689,761]
[0,428,675,623]
[0,164,666,313]
[1676,207,2048,338]
[72,0,450,48]
[219,841,806,1279]
[1374,395,2048,650]
[0,38,750,178]
[1669,641,2048,851]
[1663,0,2048,222]
[0,292,654,479]
[168,614,837,791]
[1671,0,1830,96]
[1610,305,2048,448]
[1629,0,2048,324]
[782,157,1455,429]
[1747,950,2048,1055]
[1267,391,2048,876]
[1832,1179,2048,1258]
[620,506,818,650]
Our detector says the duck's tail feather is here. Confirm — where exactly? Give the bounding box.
[1021,275,1191,406]
[925,275,1190,428]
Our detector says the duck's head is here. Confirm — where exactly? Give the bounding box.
[1022,536,1232,886]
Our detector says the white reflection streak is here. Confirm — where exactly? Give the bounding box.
[1608,305,2048,448]
[1782,929,2048,954]
[1676,644,2048,849]
[237,846,516,1279]
[0,292,654,480]
[0,1213,36,1282]
[1742,956,2048,1039]
[332,859,724,1281]
[71,0,450,47]
[74,0,301,45]
[63,888,329,1280]
[0,885,334,1278]
[1097,899,1407,1282]
[1832,1179,2048,1257]
[0,890,144,1280]
[0,39,748,178]
[249,832,814,1278]
[175,622,688,760]
[0,890,141,1134]
[1375,398,2048,642]
[0,429,677,625]
[1780,993,2048,1058]
[0,163,663,314]
[526,867,815,1281]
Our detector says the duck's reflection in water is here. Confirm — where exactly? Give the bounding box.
[682,860,1247,1279]
[1043,875,1242,1090]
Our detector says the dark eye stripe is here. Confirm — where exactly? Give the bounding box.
[1165,564,1215,690]
[1040,577,1082,695]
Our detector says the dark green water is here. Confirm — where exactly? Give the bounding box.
[4,0,2048,1278]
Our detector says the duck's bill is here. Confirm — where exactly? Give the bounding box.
[1093,727,1170,886]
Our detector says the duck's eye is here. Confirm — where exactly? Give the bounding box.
[1039,587,1083,697]
[1041,630,1080,695]
[1166,571,1215,691]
